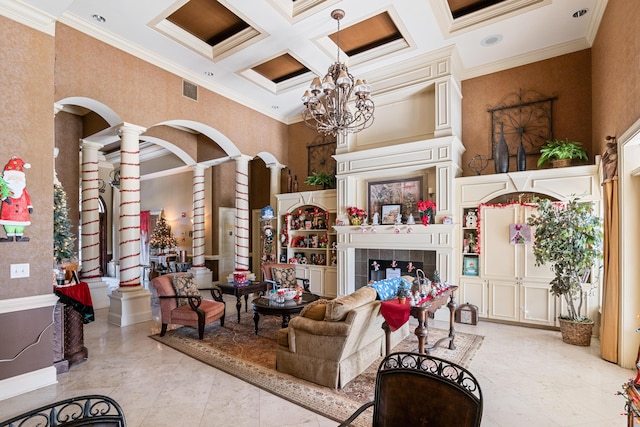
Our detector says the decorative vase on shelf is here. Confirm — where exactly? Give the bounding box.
[516,139,526,171]
[495,122,509,174]
[350,217,363,226]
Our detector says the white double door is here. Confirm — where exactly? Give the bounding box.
[480,204,558,326]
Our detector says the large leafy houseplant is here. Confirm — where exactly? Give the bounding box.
[527,197,603,323]
[537,139,588,167]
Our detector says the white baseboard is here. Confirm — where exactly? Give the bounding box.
[0,366,57,401]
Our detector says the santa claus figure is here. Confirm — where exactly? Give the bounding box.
[0,157,33,242]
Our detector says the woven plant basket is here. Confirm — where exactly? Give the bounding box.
[558,317,594,346]
[551,158,572,168]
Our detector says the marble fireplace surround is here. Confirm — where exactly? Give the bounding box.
[333,137,464,296]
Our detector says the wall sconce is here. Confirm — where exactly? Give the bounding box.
[428,187,434,199]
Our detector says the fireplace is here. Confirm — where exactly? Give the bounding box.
[356,249,436,289]
[333,136,464,296]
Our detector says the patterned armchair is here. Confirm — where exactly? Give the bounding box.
[150,273,225,339]
[261,263,309,292]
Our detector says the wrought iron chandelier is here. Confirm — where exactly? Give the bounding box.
[301,9,374,136]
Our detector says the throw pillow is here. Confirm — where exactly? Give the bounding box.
[172,274,200,307]
[300,298,328,321]
[368,277,411,301]
[271,267,297,287]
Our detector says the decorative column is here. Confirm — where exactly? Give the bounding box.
[80,140,109,309]
[108,123,151,327]
[267,163,285,209]
[188,164,212,287]
[234,155,253,273]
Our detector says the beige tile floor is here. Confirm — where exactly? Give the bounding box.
[0,287,634,427]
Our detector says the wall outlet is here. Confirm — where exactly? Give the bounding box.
[10,263,29,279]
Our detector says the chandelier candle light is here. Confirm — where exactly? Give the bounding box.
[301,9,374,136]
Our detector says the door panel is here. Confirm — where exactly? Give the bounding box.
[489,280,518,321]
[520,281,556,325]
[481,206,517,278]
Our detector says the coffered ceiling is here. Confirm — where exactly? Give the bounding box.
[6,0,606,125]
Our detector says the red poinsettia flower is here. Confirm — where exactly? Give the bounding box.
[417,200,436,212]
[346,206,366,219]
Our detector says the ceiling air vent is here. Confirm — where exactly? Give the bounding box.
[183,80,198,101]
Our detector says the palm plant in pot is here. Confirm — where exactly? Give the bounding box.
[527,196,603,345]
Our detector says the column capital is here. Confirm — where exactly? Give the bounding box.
[81,140,103,151]
[266,162,286,171]
[232,154,254,164]
[192,163,210,173]
[117,122,146,137]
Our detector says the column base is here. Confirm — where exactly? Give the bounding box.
[84,279,109,309]
[107,286,152,327]
[190,266,213,289]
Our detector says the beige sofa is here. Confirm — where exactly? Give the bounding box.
[276,286,410,389]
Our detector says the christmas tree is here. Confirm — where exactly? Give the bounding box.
[149,213,178,250]
[53,182,76,261]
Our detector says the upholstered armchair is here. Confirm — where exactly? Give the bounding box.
[150,273,225,339]
[261,263,309,292]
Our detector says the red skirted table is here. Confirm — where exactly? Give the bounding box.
[381,286,457,355]
[54,281,94,369]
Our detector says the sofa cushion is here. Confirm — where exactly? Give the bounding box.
[271,267,297,287]
[172,274,200,306]
[300,299,328,320]
[325,286,377,321]
[368,276,411,301]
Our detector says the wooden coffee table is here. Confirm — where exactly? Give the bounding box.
[251,292,320,334]
[217,281,269,323]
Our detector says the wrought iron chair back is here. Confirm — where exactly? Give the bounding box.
[0,394,126,427]
[339,352,483,427]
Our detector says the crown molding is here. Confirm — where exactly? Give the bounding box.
[461,38,591,80]
[0,0,56,35]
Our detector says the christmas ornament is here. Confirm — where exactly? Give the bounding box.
[0,156,33,242]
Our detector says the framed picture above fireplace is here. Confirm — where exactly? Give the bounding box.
[368,176,423,223]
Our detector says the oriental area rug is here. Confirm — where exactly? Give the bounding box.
[149,309,483,426]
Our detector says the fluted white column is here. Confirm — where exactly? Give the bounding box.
[108,123,151,327]
[80,140,102,281]
[267,163,285,209]
[191,164,207,268]
[116,124,144,287]
[234,155,252,271]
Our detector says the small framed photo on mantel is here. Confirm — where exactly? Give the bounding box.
[381,204,401,224]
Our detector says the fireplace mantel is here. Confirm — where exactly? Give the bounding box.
[333,137,464,296]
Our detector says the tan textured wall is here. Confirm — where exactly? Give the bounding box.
[287,121,325,192]
[592,0,640,152]
[0,16,55,297]
[460,50,592,176]
[0,15,55,382]
[54,24,288,162]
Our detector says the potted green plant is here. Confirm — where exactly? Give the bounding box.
[396,281,410,305]
[304,172,335,189]
[537,138,589,168]
[527,196,603,345]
